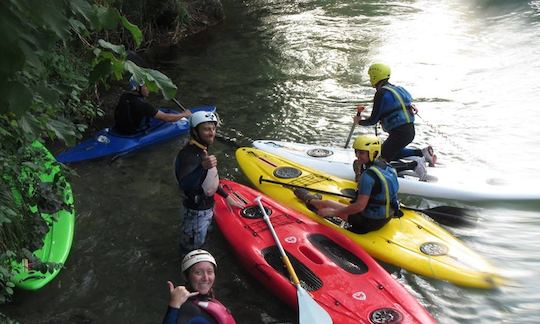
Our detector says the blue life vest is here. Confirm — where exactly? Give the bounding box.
[378,84,414,131]
[362,160,400,219]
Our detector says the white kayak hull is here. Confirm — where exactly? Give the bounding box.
[252,140,540,203]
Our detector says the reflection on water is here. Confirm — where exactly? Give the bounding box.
[4,0,540,323]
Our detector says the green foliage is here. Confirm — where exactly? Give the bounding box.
[0,0,180,313]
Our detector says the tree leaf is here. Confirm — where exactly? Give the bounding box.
[69,0,94,23]
[68,17,89,36]
[145,69,178,100]
[124,61,178,100]
[110,57,125,80]
[89,59,112,84]
[94,6,119,31]
[33,1,72,40]
[121,16,142,48]
[98,39,126,57]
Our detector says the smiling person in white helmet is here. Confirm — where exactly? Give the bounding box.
[113,76,192,135]
[174,112,246,257]
[163,249,236,324]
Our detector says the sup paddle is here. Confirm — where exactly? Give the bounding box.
[258,176,476,227]
[254,196,332,324]
[344,105,365,148]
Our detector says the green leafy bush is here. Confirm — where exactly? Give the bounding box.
[0,0,180,312]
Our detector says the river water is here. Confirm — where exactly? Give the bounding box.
[4,0,540,323]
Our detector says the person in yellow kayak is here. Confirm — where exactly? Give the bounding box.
[113,76,192,135]
[295,135,400,234]
[353,63,437,167]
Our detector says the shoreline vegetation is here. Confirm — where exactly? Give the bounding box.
[0,0,224,318]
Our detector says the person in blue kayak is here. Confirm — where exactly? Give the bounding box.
[163,249,236,324]
[174,111,245,256]
[353,63,437,167]
[113,76,192,135]
[295,135,399,234]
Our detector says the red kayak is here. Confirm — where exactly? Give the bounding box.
[215,180,436,324]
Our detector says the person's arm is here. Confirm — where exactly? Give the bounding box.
[358,90,385,126]
[216,186,247,209]
[162,306,180,324]
[174,148,206,195]
[318,172,374,219]
[334,194,369,219]
[176,153,206,192]
[155,109,192,122]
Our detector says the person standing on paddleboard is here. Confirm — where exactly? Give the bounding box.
[295,135,400,234]
[113,76,192,135]
[353,63,437,167]
[163,249,236,324]
[174,112,245,257]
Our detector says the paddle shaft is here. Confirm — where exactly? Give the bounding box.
[258,176,473,227]
[344,108,365,148]
[255,197,300,285]
[258,176,355,199]
[172,98,187,112]
[254,196,333,324]
[344,123,356,148]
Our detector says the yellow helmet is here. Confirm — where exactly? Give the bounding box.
[353,135,381,162]
[368,63,391,86]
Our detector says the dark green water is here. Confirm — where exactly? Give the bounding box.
[4,0,540,323]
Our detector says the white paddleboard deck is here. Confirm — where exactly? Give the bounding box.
[252,140,540,203]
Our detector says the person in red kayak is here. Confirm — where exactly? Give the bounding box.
[353,63,437,167]
[295,135,400,234]
[113,76,192,135]
[163,249,236,324]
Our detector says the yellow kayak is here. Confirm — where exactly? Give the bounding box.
[236,147,502,289]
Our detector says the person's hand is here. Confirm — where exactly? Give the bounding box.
[411,104,418,115]
[353,105,365,124]
[167,281,199,309]
[317,207,337,218]
[226,195,246,209]
[201,150,218,169]
[182,110,193,118]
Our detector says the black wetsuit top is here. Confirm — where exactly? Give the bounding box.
[113,92,157,135]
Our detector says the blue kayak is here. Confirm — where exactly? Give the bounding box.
[56,105,216,164]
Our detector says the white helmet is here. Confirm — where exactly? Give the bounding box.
[190,111,218,129]
[181,249,217,273]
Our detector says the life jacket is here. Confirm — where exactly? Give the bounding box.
[113,92,152,134]
[362,160,400,219]
[378,84,415,131]
[191,298,236,324]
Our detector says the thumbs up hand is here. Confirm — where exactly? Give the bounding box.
[201,150,218,169]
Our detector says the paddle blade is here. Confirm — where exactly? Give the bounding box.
[297,285,332,324]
